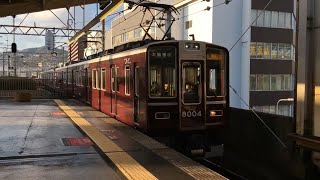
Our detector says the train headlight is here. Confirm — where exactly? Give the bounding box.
[209,110,216,117]
[185,43,200,50]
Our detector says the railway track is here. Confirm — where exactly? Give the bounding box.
[196,158,247,180]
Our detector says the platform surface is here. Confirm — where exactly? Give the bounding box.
[0,99,227,180]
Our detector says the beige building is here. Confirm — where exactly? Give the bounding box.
[109,0,187,47]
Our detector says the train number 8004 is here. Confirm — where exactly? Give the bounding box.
[182,111,202,118]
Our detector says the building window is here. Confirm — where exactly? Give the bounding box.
[134,28,142,38]
[256,42,264,58]
[270,75,282,90]
[121,32,128,42]
[250,42,256,58]
[252,9,292,29]
[92,69,97,89]
[282,75,292,90]
[253,74,292,91]
[101,69,106,90]
[271,11,278,28]
[251,9,257,26]
[257,10,264,27]
[251,42,294,60]
[264,10,271,27]
[256,74,270,90]
[284,44,292,60]
[252,105,292,117]
[125,66,130,95]
[250,75,257,90]
[285,13,292,29]
[278,12,286,28]
[264,43,271,59]
[271,43,278,59]
[185,20,192,29]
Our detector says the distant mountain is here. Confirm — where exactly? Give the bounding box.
[19,46,67,56]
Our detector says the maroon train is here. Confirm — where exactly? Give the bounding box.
[43,40,229,152]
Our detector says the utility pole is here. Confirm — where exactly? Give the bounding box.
[295,0,320,179]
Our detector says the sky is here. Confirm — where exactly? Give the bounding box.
[0,4,107,52]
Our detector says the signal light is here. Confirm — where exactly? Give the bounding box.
[11,43,17,53]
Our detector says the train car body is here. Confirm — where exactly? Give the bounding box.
[44,40,229,153]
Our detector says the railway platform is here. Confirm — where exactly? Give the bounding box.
[0,99,227,180]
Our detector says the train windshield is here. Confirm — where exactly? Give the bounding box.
[148,46,176,98]
[182,62,201,104]
[206,48,226,97]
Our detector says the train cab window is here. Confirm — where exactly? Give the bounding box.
[206,48,226,97]
[92,69,97,89]
[148,46,176,98]
[125,66,130,95]
[182,63,201,104]
[101,69,106,90]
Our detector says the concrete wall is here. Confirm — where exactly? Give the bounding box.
[225,108,305,179]
[212,0,248,109]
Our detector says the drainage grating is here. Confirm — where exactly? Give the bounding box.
[51,112,66,116]
[62,137,94,146]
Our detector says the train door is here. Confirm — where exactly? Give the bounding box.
[110,65,118,115]
[133,65,140,123]
[180,61,205,130]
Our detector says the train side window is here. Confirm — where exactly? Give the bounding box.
[68,71,72,84]
[148,46,176,98]
[125,66,130,95]
[92,69,97,89]
[111,67,119,92]
[101,69,106,90]
[116,67,119,92]
[79,71,82,86]
[75,71,79,85]
[96,69,100,89]
[206,48,226,97]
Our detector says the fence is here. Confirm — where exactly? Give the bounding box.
[0,78,63,98]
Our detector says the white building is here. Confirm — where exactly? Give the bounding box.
[45,30,55,51]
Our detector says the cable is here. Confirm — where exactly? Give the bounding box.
[176,2,226,21]
[18,13,29,26]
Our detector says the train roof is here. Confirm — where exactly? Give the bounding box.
[51,39,227,71]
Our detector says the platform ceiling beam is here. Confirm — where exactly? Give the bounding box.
[0,0,97,17]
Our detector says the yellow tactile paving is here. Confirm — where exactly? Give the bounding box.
[54,99,158,180]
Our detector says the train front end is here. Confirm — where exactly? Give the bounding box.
[146,41,229,133]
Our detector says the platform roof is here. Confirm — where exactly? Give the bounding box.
[0,0,97,17]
